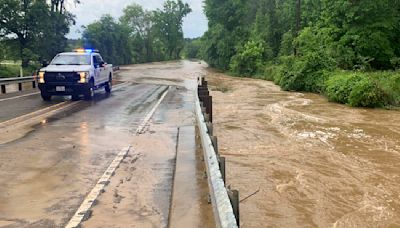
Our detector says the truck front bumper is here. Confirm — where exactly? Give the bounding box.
[38,82,89,96]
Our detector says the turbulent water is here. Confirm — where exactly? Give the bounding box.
[206,68,400,228]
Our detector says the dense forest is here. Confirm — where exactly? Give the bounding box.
[195,0,400,107]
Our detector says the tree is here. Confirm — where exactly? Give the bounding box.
[154,0,192,59]
[0,0,75,67]
[120,4,157,62]
[83,15,132,65]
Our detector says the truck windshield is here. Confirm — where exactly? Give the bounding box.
[50,55,91,65]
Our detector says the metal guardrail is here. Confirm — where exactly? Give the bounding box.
[0,76,36,94]
[195,77,240,228]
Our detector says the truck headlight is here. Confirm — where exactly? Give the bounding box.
[78,72,88,83]
[39,72,45,83]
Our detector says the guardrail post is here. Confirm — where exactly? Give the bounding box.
[204,96,212,122]
[196,77,239,228]
[32,81,36,89]
[228,189,240,226]
[18,83,22,91]
[211,136,218,154]
[206,122,213,136]
[1,85,5,94]
[219,156,226,184]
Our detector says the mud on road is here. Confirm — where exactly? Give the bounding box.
[206,69,400,227]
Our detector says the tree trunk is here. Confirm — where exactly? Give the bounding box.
[18,37,29,68]
[294,0,301,56]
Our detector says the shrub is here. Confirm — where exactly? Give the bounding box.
[348,77,387,107]
[325,72,363,104]
[277,51,335,93]
[230,40,265,76]
[325,71,392,107]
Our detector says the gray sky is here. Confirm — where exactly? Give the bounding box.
[66,0,208,39]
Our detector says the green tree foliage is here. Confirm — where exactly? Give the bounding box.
[83,1,191,65]
[153,0,192,59]
[202,0,400,107]
[83,15,132,65]
[0,0,75,67]
[120,4,159,63]
[182,38,202,59]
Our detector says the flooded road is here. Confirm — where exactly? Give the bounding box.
[206,69,400,227]
[0,61,213,228]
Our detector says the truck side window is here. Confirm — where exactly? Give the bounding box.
[94,55,103,67]
[93,55,99,67]
[97,55,104,64]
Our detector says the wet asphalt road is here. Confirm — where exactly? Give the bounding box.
[0,83,169,226]
[0,93,67,123]
[0,65,185,227]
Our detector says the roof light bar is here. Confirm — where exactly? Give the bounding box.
[74,48,99,53]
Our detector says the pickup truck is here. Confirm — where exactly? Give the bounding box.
[38,49,113,101]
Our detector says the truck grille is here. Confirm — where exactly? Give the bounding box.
[44,72,80,83]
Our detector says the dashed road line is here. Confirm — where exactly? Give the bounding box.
[65,146,132,228]
[136,86,170,134]
[0,101,71,128]
[65,85,170,228]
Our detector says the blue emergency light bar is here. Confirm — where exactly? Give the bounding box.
[74,48,99,53]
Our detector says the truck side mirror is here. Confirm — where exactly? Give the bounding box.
[42,60,49,67]
[100,62,106,67]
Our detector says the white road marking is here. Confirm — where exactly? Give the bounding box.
[0,92,40,102]
[136,86,170,134]
[65,146,132,228]
[65,85,170,228]
[0,101,70,128]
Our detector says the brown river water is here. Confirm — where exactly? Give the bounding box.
[205,68,400,227]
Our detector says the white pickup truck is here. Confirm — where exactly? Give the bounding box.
[38,49,113,101]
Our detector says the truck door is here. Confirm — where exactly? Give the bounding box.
[93,55,102,84]
[95,54,107,83]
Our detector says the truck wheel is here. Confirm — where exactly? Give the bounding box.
[41,92,51,101]
[71,94,80,101]
[105,81,112,93]
[84,82,94,100]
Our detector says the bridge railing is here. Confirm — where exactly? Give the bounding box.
[195,77,240,228]
[0,76,36,94]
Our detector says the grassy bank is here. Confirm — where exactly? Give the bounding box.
[254,64,400,108]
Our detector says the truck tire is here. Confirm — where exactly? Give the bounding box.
[71,94,80,101]
[84,81,94,100]
[41,92,51,101]
[105,81,112,93]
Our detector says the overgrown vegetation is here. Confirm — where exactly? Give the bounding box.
[200,0,400,108]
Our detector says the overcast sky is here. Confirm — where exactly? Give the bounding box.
[66,0,208,39]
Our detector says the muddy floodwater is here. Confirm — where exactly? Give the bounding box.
[206,69,400,227]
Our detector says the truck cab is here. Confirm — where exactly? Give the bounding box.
[38,49,113,101]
